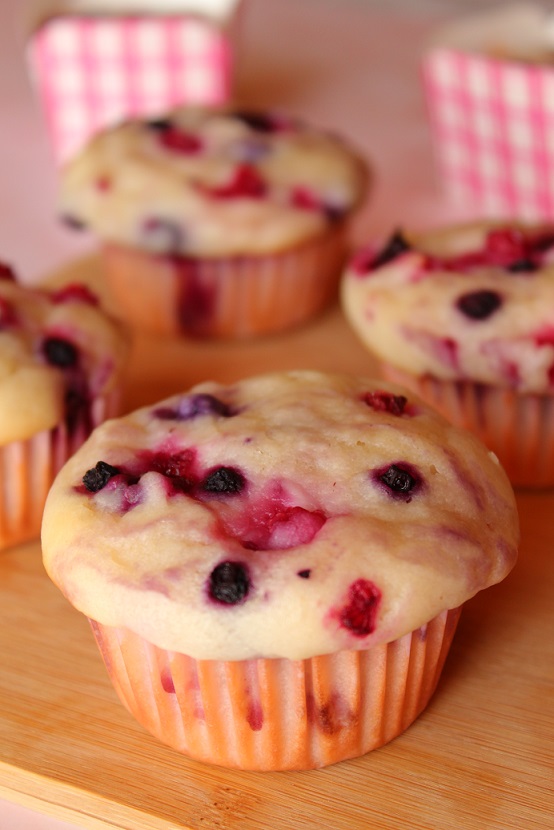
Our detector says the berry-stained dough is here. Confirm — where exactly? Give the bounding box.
[59,108,369,258]
[342,222,554,392]
[42,371,518,661]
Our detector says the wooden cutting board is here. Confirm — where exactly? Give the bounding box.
[0,257,552,830]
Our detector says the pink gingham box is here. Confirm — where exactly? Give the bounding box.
[422,4,554,221]
[26,0,241,164]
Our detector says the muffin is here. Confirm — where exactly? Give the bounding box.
[59,107,369,338]
[41,370,518,770]
[0,267,128,550]
[341,220,554,487]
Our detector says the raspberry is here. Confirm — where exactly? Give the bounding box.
[362,390,408,416]
[153,122,203,154]
[338,578,381,637]
[205,164,266,199]
[51,284,99,306]
[0,262,15,281]
[291,187,320,211]
[485,228,528,267]
[148,450,195,481]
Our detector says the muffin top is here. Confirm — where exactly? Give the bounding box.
[0,269,128,445]
[341,221,554,393]
[42,370,518,661]
[60,107,369,258]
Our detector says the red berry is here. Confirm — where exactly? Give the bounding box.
[51,283,99,306]
[206,164,267,199]
[158,126,203,154]
[362,390,408,416]
[338,578,381,637]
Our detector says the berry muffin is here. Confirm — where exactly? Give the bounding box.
[0,266,128,550]
[341,220,554,487]
[59,107,369,339]
[41,370,518,770]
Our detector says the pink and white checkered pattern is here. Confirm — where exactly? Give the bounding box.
[28,15,234,164]
[422,47,554,221]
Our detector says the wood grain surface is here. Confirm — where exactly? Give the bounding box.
[0,257,553,830]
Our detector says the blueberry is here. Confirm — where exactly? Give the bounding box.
[42,337,78,368]
[183,394,232,418]
[208,561,250,605]
[376,463,420,500]
[230,138,271,164]
[154,393,232,421]
[60,214,87,231]
[146,118,173,131]
[507,258,536,273]
[83,460,120,492]
[231,111,278,132]
[456,290,502,320]
[202,466,246,494]
[371,230,411,269]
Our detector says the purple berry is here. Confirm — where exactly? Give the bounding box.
[230,138,271,164]
[456,290,502,320]
[42,337,79,368]
[146,118,173,131]
[202,466,246,494]
[506,258,536,273]
[142,217,185,253]
[83,461,120,492]
[154,393,232,421]
[208,561,250,605]
[375,463,421,500]
[371,230,411,269]
[60,214,86,231]
[231,111,279,132]
[65,380,91,432]
[297,569,311,579]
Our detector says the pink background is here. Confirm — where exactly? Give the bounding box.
[0,0,476,827]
